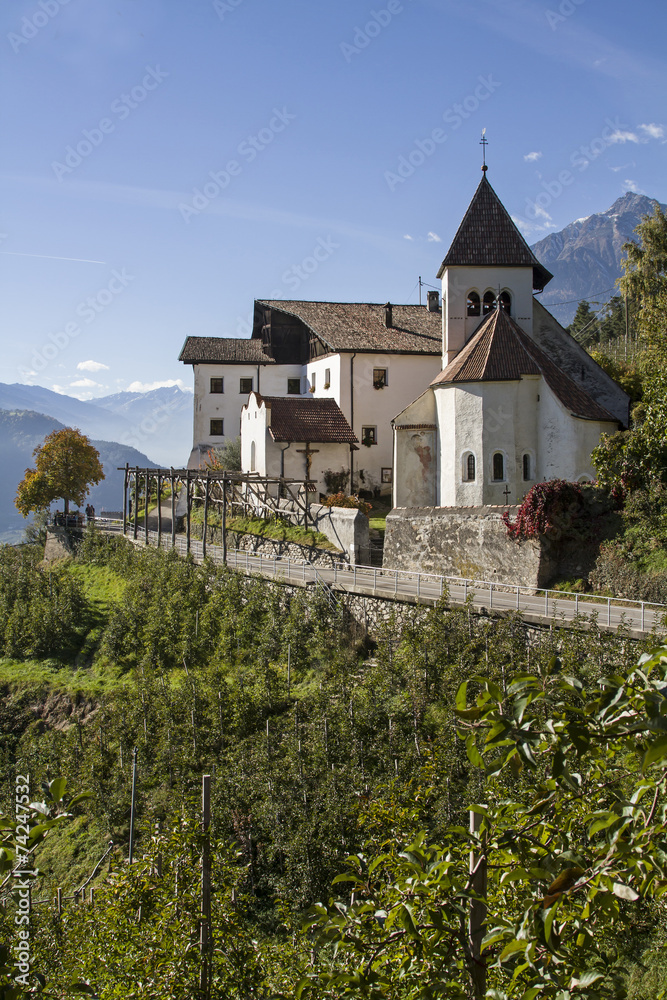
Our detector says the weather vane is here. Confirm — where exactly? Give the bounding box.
[480,129,488,172]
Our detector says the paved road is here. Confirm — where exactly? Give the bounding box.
[120,529,665,638]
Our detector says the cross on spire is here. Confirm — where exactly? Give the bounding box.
[480,129,488,172]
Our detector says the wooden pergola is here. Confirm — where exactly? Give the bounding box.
[120,465,314,559]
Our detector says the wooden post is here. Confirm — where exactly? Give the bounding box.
[170,471,176,548]
[222,475,227,565]
[133,468,139,541]
[123,463,129,535]
[144,470,149,546]
[186,471,191,554]
[57,887,62,915]
[202,471,209,559]
[128,748,138,865]
[157,473,162,548]
[469,809,487,1000]
[200,774,212,1000]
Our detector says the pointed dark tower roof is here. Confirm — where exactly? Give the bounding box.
[432,308,616,423]
[436,174,553,290]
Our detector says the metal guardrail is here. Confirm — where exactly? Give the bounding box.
[118,527,667,635]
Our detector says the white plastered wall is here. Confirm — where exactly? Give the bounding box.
[392,388,438,507]
[441,265,535,364]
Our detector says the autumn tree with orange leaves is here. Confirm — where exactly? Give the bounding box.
[15,427,104,517]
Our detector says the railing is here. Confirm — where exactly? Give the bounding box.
[117,527,667,635]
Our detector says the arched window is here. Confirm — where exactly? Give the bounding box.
[522,453,531,481]
[463,453,476,481]
[499,290,511,313]
[483,291,496,315]
[250,441,256,473]
[492,452,504,481]
[466,291,480,317]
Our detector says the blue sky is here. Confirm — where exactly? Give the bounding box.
[1,0,666,400]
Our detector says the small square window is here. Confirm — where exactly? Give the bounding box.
[210,377,224,394]
[362,426,377,446]
[381,467,392,484]
[210,419,224,436]
[239,377,253,393]
[373,368,388,389]
[287,377,301,395]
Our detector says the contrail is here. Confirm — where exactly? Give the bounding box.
[0,251,106,264]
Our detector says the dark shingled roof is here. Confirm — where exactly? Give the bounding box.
[260,395,357,444]
[436,174,553,290]
[432,309,618,423]
[179,336,274,365]
[257,301,442,354]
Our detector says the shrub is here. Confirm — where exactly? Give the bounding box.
[321,493,372,516]
[503,479,585,541]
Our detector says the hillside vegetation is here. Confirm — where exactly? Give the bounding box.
[1,531,667,997]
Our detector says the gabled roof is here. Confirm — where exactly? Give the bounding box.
[256,301,442,354]
[436,174,553,290]
[179,336,274,365]
[258,395,358,444]
[432,309,618,423]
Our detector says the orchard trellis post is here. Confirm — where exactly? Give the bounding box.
[200,774,212,1000]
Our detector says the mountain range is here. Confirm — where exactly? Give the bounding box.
[0,383,193,468]
[530,192,666,326]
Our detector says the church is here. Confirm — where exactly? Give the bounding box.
[391,168,629,510]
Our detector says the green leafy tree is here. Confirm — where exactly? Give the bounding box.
[0,778,92,999]
[15,429,104,517]
[593,367,667,495]
[300,647,667,999]
[205,436,242,471]
[619,205,667,345]
[568,301,601,347]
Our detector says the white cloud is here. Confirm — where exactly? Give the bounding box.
[524,151,542,162]
[403,234,414,240]
[126,378,191,393]
[607,129,640,144]
[70,378,99,388]
[639,122,665,140]
[624,178,646,194]
[51,384,70,395]
[77,359,109,372]
[512,214,556,238]
[427,231,441,242]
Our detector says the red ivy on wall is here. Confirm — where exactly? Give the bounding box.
[502,480,585,541]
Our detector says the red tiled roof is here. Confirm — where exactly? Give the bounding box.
[432,309,617,423]
[260,395,358,443]
[437,174,553,290]
[256,300,442,354]
[179,337,274,364]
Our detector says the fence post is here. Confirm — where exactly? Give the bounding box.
[642,602,645,632]
[417,574,421,598]
[200,774,212,1000]
[464,579,468,603]
[489,582,493,610]
[575,593,579,616]
[607,598,611,627]
[128,747,138,865]
[544,591,548,616]
[57,887,62,915]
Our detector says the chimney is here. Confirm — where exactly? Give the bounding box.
[384,302,392,328]
[427,290,440,312]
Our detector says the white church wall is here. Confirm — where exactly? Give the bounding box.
[537,385,616,483]
[392,389,438,507]
[240,393,268,476]
[442,265,535,363]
